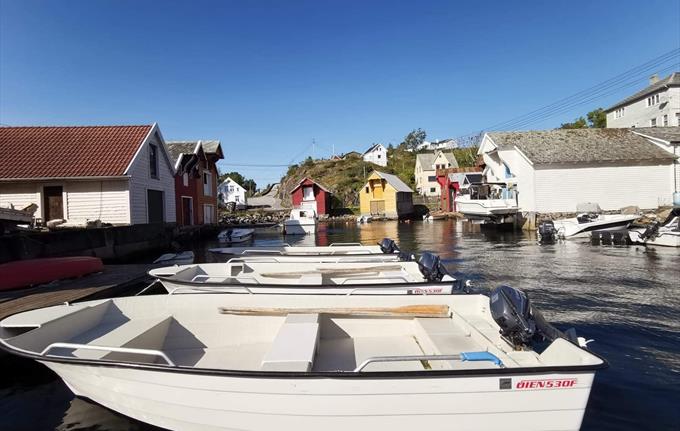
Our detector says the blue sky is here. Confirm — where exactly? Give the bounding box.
[1,0,679,186]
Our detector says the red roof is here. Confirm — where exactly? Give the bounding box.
[0,125,154,179]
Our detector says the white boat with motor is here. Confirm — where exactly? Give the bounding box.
[628,208,680,247]
[210,238,404,258]
[0,285,606,431]
[149,252,464,295]
[218,228,255,244]
[356,215,372,223]
[283,208,317,235]
[153,251,195,265]
[455,183,519,223]
[539,213,640,240]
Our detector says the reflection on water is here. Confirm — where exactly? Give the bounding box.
[1,219,678,430]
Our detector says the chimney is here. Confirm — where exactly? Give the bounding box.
[649,74,659,85]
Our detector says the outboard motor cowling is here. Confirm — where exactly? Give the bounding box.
[538,220,556,243]
[640,221,660,240]
[489,285,536,348]
[418,252,446,282]
[379,238,400,254]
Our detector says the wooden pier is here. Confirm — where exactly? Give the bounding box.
[0,264,156,320]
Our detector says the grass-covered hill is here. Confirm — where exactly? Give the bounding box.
[278,146,478,208]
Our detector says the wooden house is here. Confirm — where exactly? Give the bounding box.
[0,124,176,225]
[166,140,223,225]
[359,171,414,218]
[290,177,331,215]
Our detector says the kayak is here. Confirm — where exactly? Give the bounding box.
[0,256,104,291]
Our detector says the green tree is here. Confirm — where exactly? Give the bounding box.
[560,107,606,129]
[218,171,245,185]
[587,108,606,128]
[401,128,427,151]
[559,117,588,129]
[242,179,257,196]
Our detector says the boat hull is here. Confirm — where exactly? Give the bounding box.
[44,361,595,431]
[628,229,680,247]
[283,220,317,235]
[553,215,639,238]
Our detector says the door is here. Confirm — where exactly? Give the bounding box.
[370,200,385,215]
[182,197,193,225]
[43,186,63,221]
[147,190,164,223]
[203,204,214,224]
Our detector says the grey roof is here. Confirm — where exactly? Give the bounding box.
[632,127,680,143]
[435,150,459,168]
[165,141,198,164]
[202,140,221,154]
[606,72,680,111]
[373,171,413,192]
[487,128,676,165]
[363,143,384,155]
[416,152,436,168]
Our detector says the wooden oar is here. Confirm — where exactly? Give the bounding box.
[260,265,404,278]
[218,304,450,318]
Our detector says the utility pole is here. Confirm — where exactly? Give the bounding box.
[312,138,315,160]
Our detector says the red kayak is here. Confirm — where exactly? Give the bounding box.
[0,257,104,291]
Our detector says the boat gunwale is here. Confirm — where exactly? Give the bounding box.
[0,341,608,378]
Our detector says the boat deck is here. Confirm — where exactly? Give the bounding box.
[0,264,154,320]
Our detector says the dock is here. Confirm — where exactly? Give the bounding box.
[0,264,156,320]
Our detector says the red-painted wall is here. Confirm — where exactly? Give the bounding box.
[291,178,331,215]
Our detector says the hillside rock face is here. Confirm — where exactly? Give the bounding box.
[277,149,416,209]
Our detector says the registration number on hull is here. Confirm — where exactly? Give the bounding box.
[516,378,577,389]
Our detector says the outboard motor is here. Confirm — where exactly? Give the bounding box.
[489,285,536,348]
[397,251,415,262]
[537,220,556,243]
[378,238,400,254]
[639,221,660,240]
[417,252,447,282]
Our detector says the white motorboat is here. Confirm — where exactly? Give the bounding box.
[542,213,640,239]
[455,184,519,223]
[283,208,317,235]
[0,286,606,431]
[629,208,680,247]
[356,215,372,223]
[153,251,195,265]
[210,238,402,258]
[149,253,462,295]
[218,228,255,244]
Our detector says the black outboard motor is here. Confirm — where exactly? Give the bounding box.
[537,220,556,243]
[489,285,536,348]
[418,252,447,282]
[378,238,400,254]
[639,221,660,240]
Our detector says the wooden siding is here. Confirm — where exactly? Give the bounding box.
[0,183,40,215]
[127,131,177,224]
[65,180,130,224]
[533,163,673,212]
[359,173,413,217]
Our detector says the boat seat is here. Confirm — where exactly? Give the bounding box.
[69,316,172,361]
[261,314,320,372]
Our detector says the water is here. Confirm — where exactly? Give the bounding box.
[1,220,679,430]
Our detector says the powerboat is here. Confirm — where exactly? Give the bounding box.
[0,286,606,431]
[455,183,519,223]
[218,228,255,244]
[629,208,680,247]
[283,208,317,235]
[210,238,403,258]
[153,251,195,265]
[149,253,464,295]
[542,213,640,239]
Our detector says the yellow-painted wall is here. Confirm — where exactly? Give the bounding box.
[359,172,411,217]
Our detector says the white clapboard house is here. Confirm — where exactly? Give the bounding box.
[0,124,176,225]
[362,143,388,167]
[217,177,248,209]
[478,128,676,213]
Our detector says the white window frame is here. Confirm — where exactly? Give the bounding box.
[203,171,212,196]
[182,173,189,187]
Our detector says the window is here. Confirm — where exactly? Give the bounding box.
[303,186,314,201]
[235,196,240,202]
[663,115,668,126]
[149,144,159,178]
[377,154,381,159]
[429,187,436,193]
[182,173,188,187]
[615,107,625,118]
[203,171,212,196]
[647,94,660,107]
[365,186,369,193]
[427,175,436,182]
[504,163,512,178]
[651,118,657,127]
[676,112,680,126]
[228,185,234,192]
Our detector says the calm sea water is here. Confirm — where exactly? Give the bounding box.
[1,220,678,430]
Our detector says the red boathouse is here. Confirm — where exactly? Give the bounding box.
[290,177,332,215]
